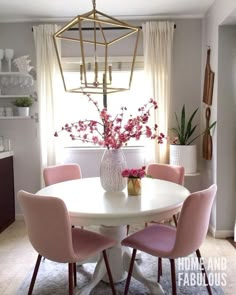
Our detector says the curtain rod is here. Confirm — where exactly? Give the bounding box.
[32,24,176,32]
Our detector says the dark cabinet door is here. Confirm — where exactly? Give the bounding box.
[0,156,15,232]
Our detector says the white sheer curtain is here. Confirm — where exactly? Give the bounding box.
[33,24,64,185]
[142,21,174,164]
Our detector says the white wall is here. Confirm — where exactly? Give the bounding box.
[0,19,202,215]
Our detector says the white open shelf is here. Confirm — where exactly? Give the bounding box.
[0,113,38,122]
[0,94,31,98]
[0,116,32,119]
[0,72,30,75]
[0,72,34,87]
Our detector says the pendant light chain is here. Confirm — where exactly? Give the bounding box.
[92,0,96,10]
[92,0,98,84]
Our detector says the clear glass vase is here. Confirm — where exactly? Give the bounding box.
[100,149,127,192]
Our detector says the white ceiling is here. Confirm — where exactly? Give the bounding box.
[0,0,215,23]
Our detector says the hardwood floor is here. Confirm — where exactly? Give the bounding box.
[227,237,236,249]
[0,221,236,294]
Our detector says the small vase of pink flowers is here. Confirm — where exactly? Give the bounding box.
[122,166,146,196]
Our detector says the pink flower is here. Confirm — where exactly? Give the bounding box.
[131,169,138,177]
[122,166,146,179]
[121,169,130,177]
[139,170,146,178]
[92,136,99,144]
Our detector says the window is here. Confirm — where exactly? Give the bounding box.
[59,69,148,148]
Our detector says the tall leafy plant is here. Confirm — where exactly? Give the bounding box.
[171,105,216,145]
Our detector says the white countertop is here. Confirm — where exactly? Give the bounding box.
[0,151,14,159]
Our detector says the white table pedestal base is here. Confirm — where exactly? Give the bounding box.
[76,225,164,295]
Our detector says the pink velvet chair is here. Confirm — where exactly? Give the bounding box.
[146,163,184,185]
[122,184,217,295]
[43,163,82,186]
[17,190,117,295]
[126,163,185,235]
[146,163,185,226]
[43,163,83,229]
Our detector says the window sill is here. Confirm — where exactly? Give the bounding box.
[64,146,145,152]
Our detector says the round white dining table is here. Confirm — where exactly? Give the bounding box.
[36,177,190,295]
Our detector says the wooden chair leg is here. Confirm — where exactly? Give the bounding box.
[102,250,116,295]
[68,263,74,295]
[126,224,130,235]
[124,249,137,295]
[170,259,177,295]
[196,249,212,295]
[173,214,178,227]
[73,263,77,287]
[157,257,162,282]
[28,254,42,295]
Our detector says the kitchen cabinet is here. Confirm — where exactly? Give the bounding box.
[0,153,15,233]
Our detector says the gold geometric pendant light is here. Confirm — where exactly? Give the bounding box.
[53,0,140,97]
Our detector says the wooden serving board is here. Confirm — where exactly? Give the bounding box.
[203,49,215,106]
[202,107,212,160]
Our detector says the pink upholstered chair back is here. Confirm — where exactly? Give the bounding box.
[146,163,184,185]
[17,190,76,263]
[171,184,217,258]
[43,164,82,186]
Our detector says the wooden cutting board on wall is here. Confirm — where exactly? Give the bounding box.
[203,48,215,105]
[202,107,212,160]
[202,48,215,160]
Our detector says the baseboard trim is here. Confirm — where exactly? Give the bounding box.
[209,224,234,239]
[15,214,24,220]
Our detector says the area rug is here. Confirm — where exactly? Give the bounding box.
[17,253,224,295]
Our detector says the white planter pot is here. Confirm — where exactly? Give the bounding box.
[17,107,29,117]
[169,145,197,174]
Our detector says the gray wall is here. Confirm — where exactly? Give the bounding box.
[171,19,202,123]
[217,26,236,231]
[202,0,236,237]
[0,19,202,216]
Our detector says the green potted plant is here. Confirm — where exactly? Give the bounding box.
[13,96,33,117]
[169,105,216,174]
